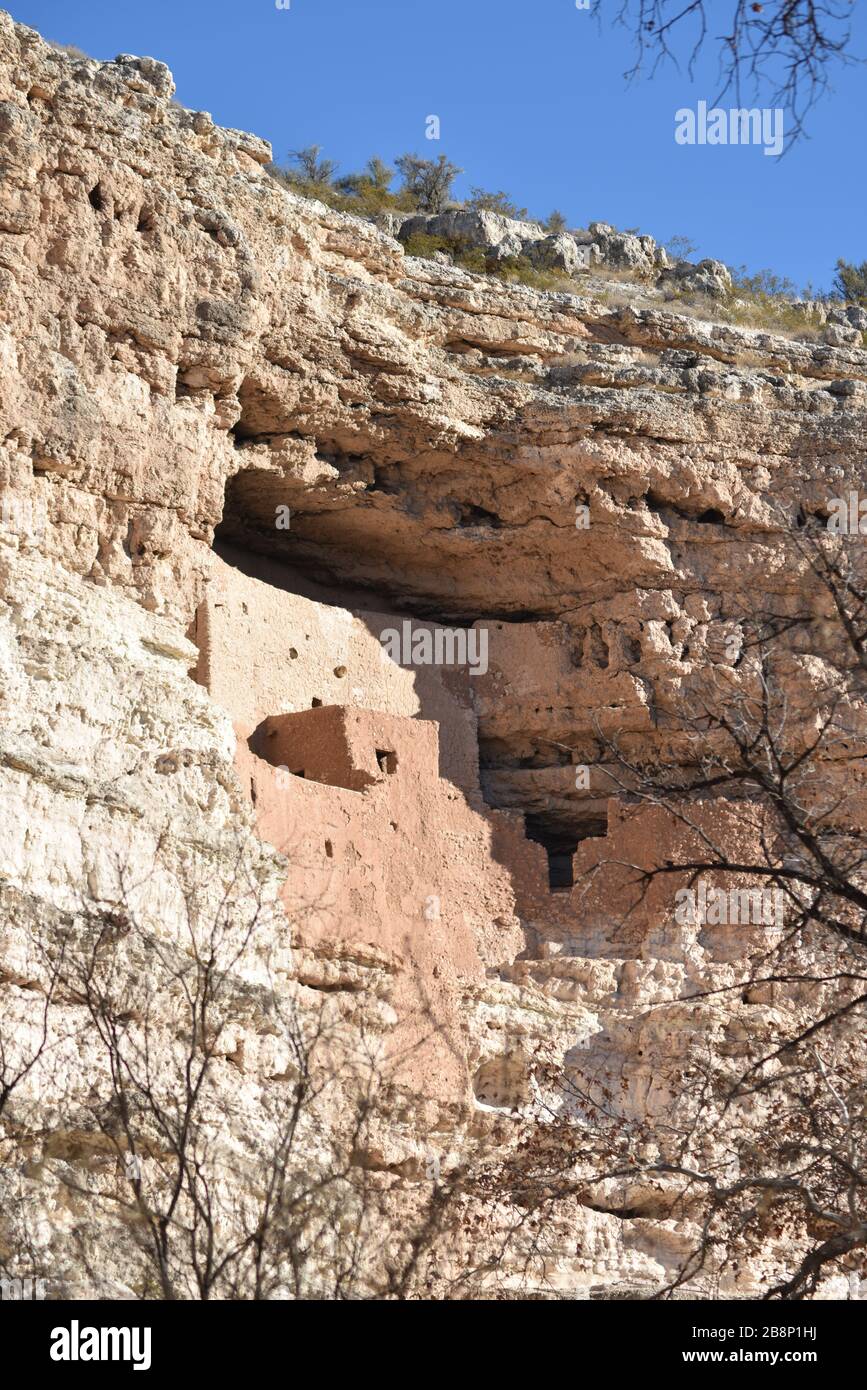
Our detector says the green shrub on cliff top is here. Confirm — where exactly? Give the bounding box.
[833,259,867,305]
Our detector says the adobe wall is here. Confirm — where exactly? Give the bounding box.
[197,548,484,796]
[198,553,539,1096]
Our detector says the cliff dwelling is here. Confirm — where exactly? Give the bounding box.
[2,12,865,1309]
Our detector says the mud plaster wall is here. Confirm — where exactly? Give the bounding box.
[197,553,540,1095]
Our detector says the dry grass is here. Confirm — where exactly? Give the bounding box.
[48,41,92,60]
[400,232,578,292]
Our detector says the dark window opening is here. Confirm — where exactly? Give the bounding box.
[547,850,575,890]
[525,814,607,893]
[525,817,578,891]
[376,749,397,775]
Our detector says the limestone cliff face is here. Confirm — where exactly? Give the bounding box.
[1,13,865,1298]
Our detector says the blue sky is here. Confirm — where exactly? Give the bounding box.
[10,0,867,290]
